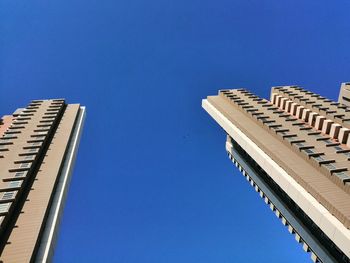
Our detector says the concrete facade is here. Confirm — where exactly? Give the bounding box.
[203,84,350,263]
[0,99,85,262]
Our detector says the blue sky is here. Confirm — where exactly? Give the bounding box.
[1,0,350,262]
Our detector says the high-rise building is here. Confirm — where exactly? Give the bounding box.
[203,84,350,263]
[0,99,85,262]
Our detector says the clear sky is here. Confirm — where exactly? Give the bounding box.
[1,0,350,262]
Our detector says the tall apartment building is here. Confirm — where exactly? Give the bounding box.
[203,84,350,263]
[0,99,85,262]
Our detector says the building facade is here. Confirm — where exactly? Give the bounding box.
[203,84,350,263]
[0,99,85,262]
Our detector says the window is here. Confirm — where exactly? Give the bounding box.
[342,96,350,103]
[19,163,30,169]
[269,124,282,129]
[285,136,298,142]
[337,104,347,109]
[334,146,343,151]
[256,116,269,120]
[23,143,41,149]
[220,90,230,94]
[8,181,22,188]
[285,117,297,122]
[312,155,325,162]
[319,107,329,111]
[308,132,322,138]
[23,155,34,161]
[20,113,34,117]
[42,116,56,120]
[14,171,26,178]
[9,125,25,129]
[46,108,60,112]
[334,114,344,119]
[51,102,63,105]
[5,129,21,134]
[300,125,312,130]
[333,171,350,182]
[32,131,48,136]
[306,100,316,104]
[242,105,254,109]
[0,145,8,151]
[37,124,51,128]
[3,134,17,139]
[301,148,315,154]
[279,113,290,118]
[322,163,337,170]
[16,117,31,121]
[262,119,275,124]
[0,203,11,214]
[22,109,37,113]
[13,120,28,125]
[34,127,50,132]
[39,120,53,124]
[292,122,304,126]
[2,191,16,200]
[0,139,13,146]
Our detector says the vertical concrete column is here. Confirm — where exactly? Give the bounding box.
[296,106,305,119]
[329,124,342,140]
[315,116,326,130]
[271,93,278,104]
[302,109,311,122]
[285,101,293,112]
[308,112,319,126]
[280,98,288,110]
[321,120,334,135]
[339,128,350,144]
[276,95,283,107]
[290,103,298,116]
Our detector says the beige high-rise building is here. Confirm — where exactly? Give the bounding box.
[203,84,350,263]
[0,99,85,262]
